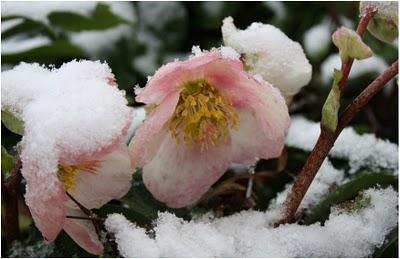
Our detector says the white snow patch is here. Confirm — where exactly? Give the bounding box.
[2,60,131,199]
[320,53,388,85]
[286,116,398,173]
[201,1,224,18]
[263,1,286,22]
[1,36,51,55]
[125,106,146,145]
[220,46,240,60]
[222,17,312,97]
[303,20,331,58]
[106,187,398,257]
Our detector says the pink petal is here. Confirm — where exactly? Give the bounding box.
[63,207,103,255]
[142,132,232,208]
[128,92,180,168]
[21,159,67,241]
[69,144,133,209]
[136,50,242,105]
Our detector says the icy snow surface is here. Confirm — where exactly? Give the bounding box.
[2,60,131,196]
[106,187,398,257]
[286,116,398,173]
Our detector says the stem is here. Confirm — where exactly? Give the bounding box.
[338,6,376,91]
[3,159,22,242]
[277,60,398,225]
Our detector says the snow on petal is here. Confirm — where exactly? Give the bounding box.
[63,208,103,255]
[70,145,133,209]
[105,187,398,257]
[221,16,312,97]
[129,48,289,207]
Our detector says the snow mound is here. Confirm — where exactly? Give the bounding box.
[286,116,398,173]
[106,187,398,257]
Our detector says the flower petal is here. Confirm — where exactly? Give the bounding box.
[136,50,241,105]
[22,158,67,241]
[70,144,133,209]
[142,132,232,208]
[63,207,103,255]
[128,92,180,168]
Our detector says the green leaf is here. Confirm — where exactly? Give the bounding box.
[47,3,130,32]
[321,69,342,133]
[1,16,56,40]
[367,17,398,44]
[332,26,373,62]
[1,110,24,135]
[2,40,84,64]
[304,172,398,225]
[1,146,15,175]
[373,226,398,257]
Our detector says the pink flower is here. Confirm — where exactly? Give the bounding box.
[2,60,134,255]
[129,48,290,208]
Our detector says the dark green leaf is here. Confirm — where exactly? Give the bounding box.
[1,145,15,175]
[1,110,24,135]
[48,3,130,32]
[304,172,398,225]
[373,226,398,258]
[2,40,84,64]
[1,16,56,40]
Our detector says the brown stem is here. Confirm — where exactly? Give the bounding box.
[338,6,376,91]
[277,60,398,225]
[3,159,22,242]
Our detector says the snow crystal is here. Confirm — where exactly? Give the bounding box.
[286,116,398,173]
[220,46,240,60]
[1,36,51,55]
[2,60,131,196]
[221,17,312,97]
[320,53,388,85]
[275,159,344,210]
[106,187,398,257]
[303,20,331,58]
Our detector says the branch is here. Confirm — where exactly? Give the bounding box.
[277,60,398,225]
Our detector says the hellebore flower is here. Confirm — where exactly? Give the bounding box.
[221,17,312,98]
[1,60,133,255]
[129,47,290,208]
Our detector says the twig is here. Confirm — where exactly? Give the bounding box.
[277,60,398,225]
[3,159,22,243]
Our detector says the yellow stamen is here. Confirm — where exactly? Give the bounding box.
[168,79,239,150]
[58,160,99,191]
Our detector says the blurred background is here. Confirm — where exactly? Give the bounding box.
[1,1,398,257]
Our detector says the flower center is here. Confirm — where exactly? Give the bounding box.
[58,161,99,191]
[168,79,239,149]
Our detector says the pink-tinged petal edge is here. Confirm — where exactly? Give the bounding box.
[70,144,134,209]
[136,50,242,105]
[63,207,103,255]
[128,92,180,168]
[142,132,233,208]
[22,161,67,242]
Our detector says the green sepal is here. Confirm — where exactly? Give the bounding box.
[321,69,342,133]
[332,27,373,62]
[1,145,15,176]
[1,110,24,135]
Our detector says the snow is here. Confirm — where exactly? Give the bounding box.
[137,1,186,31]
[1,1,136,58]
[1,36,51,55]
[303,20,331,58]
[286,116,398,173]
[124,107,146,145]
[201,1,224,18]
[262,1,286,22]
[222,16,312,97]
[220,46,240,60]
[105,187,398,257]
[8,240,54,258]
[320,53,388,85]
[2,60,131,196]
[275,159,344,210]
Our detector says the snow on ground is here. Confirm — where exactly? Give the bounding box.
[286,116,398,173]
[303,20,331,58]
[106,187,397,257]
[1,1,135,57]
[320,53,388,85]
[1,36,51,55]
